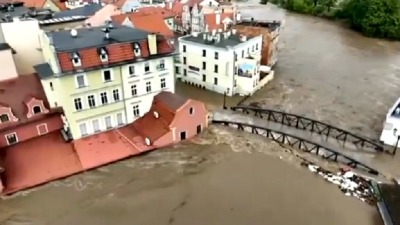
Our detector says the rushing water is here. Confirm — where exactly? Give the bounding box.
[3,3,400,225]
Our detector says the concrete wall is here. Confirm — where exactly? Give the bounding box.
[1,19,44,75]
[0,49,18,81]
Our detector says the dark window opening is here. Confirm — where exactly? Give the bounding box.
[202,49,206,57]
[202,74,206,82]
[0,114,9,122]
[202,62,206,70]
[33,106,41,114]
[50,82,54,91]
[197,125,201,134]
[180,131,186,140]
[6,133,17,145]
[189,107,194,114]
[214,65,218,73]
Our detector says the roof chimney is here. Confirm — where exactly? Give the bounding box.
[70,29,78,37]
[240,35,247,42]
[103,27,110,40]
[232,28,236,35]
[215,11,221,25]
[192,31,198,37]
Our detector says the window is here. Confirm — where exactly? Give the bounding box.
[0,114,9,122]
[71,52,81,67]
[145,62,150,73]
[183,57,186,64]
[49,82,54,91]
[214,77,218,85]
[175,66,180,74]
[202,49,206,57]
[100,92,108,104]
[74,98,82,111]
[33,106,41,114]
[252,45,254,52]
[79,123,88,136]
[104,116,112,129]
[197,124,202,134]
[234,53,237,61]
[129,65,135,76]
[133,43,141,56]
[214,65,218,73]
[183,45,186,52]
[92,119,100,132]
[180,131,186,140]
[189,107,194,115]
[99,48,108,62]
[214,52,218,59]
[202,62,206,70]
[133,105,140,117]
[113,89,120,101]
[256,43,259,50]
[183,69,187,76]
[88,95,96,108]
[158,59,165,70]
[189,66,200,71]
[103,70,112,82]
[5,133,18,145]
[241,50,244,58]
[161,78,166,89]
[146,81,151,93]
[202,74,206,82]
[117,113,124,125]
[131,85,137,96]
[75,74,86,88]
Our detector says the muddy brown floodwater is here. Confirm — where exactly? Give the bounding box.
[2,3,400,225]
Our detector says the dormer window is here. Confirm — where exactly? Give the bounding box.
[33,106,41,114]
[98,47,108,62]
[0,113,9,122]
[71,52,81,67]
[133,43,141,57]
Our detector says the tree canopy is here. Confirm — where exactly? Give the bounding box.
[338,0,400,39]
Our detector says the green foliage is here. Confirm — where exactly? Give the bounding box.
[260,0,268,4]
[273,0,338,17]
[339,0,400,39]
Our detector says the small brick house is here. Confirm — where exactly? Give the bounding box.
[133,91,208,148]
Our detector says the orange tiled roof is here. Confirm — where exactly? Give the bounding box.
[170,1,183,15]
[0,74,60,131]
[19,0,46,7]
[204,12,234,31]
[134,6,175,19]
[52,0,68,10]
[110,13,128,24]
[129,13,174,38]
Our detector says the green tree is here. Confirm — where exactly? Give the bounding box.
[340,0,400,39]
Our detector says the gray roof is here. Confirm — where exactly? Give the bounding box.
[39,15,87,25]
[48,24,151,52]
[180,32,256,49]
[34,63,54,79]
[52,3,102,19]
[0,42,10,50]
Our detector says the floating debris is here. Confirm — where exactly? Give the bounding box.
[300,161,376,205]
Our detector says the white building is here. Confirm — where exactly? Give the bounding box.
[177,29,264,96]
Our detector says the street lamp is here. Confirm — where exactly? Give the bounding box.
[393,128,400,155]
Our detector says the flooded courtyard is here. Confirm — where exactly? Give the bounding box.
[2,2,400,225]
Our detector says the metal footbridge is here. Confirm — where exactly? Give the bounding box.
[212,105,389,176]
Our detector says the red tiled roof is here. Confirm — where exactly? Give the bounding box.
[0,74,58,131]
[129,13,174,38]
[134,6,175,19]
[19,0,46,8]
[170,1,183,15]
[204,12,234,31]
[51,0,68,10]
[111,14,128,25]
[132,92,188,143]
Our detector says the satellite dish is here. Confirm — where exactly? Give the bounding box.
[70,29,78,37]
[145,138,151,146]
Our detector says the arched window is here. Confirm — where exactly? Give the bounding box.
[189,107,194,115]
[0,113,9,122]
[33,106,41,114]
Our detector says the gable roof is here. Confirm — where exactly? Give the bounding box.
[129,13,174,38]
[204,12,233,31]
[0,74,59,131]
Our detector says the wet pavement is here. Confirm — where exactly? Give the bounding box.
[2,1,400,225]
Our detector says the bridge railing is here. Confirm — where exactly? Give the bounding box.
[231,106,384,153]
[212,120,380,176]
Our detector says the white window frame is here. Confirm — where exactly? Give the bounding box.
[0,113,9,123]
[92,119,101,133]
[75,73,87,88]
[37,123,48,135]
[72,52,81,67]
[74,97,83,111]
[146,81,151,93]
[116,112,124,125]
[87,94,96,108]
[131,84,137,96]
[79,122,88,136]
[161,78,166,89]
[32,105,42,114]
[112,89,120,102]
[102,69,113,83]
[132,105,140,117]
[100,92,108,105]
[99,48,108,62]
[5,132,18,145]
[128,65,135,76]
[144,62,150,73]
[157,59,165,70]
[104,115,113,129]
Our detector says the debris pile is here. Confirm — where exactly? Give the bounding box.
[300,161,376,205]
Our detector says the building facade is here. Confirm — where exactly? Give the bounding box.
[34,24,175,140]
[177,29,263,96]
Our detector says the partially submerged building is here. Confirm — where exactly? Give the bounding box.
[177,29,273,96]
[234,18,281,67]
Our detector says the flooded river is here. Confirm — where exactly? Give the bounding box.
[2,3,400,225]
